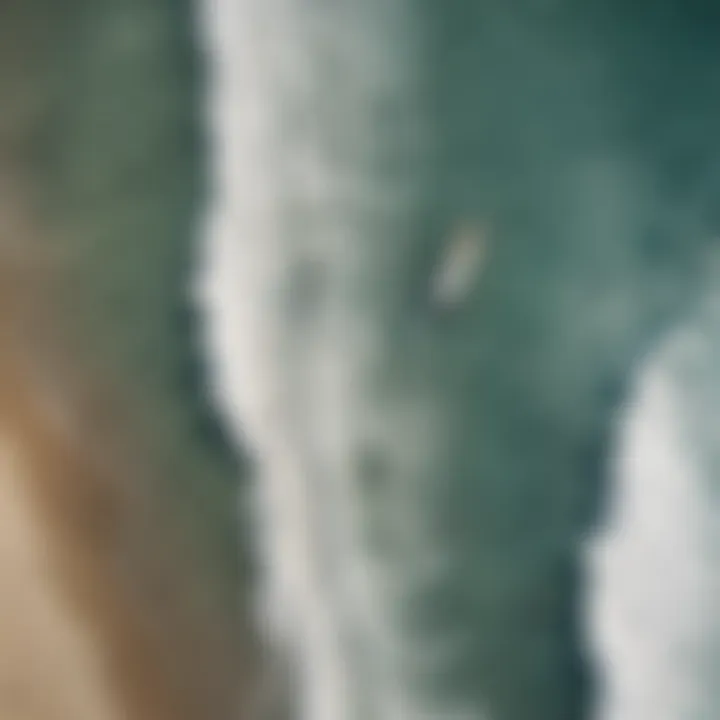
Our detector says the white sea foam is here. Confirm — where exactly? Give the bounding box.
[192,2,474,718]
[585,289,720,720]
[194,3,351,716]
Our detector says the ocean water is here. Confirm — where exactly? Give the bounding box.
[194,2,720,719]
[186,1,720,719]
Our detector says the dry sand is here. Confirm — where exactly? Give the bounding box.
[0,182,252,720]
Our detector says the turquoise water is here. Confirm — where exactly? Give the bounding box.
[197,2,720,719]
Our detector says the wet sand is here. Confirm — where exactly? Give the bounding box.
[0,5,260,709]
